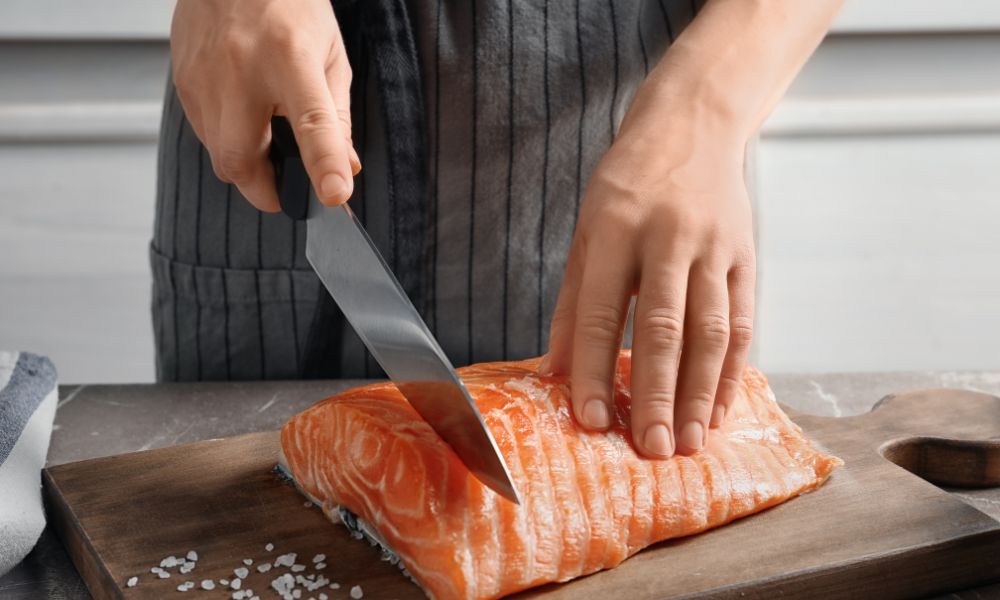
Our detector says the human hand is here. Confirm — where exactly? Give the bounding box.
[170,0,360,212]
[542,75,756,458]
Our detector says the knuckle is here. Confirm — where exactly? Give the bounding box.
[266,23,304,56]
[728,315,754,348]
[577,304,624,343]
[683,390,717,410]
[717,373,743,391]
[214,148,254,182]
[696,313,730,348]
[635,389,676,413]
[639,308,684,349]
[220,31,252,63]
[294,106,337,135]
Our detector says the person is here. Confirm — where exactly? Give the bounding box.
[155,0,843,459]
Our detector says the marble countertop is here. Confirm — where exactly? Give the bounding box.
[2,372,999,599]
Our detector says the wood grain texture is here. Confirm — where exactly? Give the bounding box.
[44,388,1000,599]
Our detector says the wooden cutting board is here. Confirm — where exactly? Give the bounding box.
[44,388,1000,600]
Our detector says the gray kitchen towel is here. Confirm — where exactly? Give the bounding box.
[0,351,58,577]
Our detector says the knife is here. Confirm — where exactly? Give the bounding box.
[269,117,519,504]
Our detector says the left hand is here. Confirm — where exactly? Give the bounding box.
[541,76,756,458]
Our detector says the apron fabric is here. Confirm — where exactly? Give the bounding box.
[151,0,703,382]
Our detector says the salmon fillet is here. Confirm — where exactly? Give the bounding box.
[279,351,841,599]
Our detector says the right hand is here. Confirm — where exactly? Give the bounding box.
[170,0,360,212]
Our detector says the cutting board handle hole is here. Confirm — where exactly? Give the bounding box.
[879,437,1000,489]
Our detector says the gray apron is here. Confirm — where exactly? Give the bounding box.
[151,0,703,381]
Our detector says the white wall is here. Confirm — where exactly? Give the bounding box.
[0,1,998,382]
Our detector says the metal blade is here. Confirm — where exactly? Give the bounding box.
[304,194,519,504]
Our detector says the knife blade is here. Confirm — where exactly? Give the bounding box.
[269,117,519,504]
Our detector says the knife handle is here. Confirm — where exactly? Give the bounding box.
[268,116,310,221]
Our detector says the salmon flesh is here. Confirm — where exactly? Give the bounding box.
[279,351,842,599]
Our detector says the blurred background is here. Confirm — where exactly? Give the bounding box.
[0,0,998,383]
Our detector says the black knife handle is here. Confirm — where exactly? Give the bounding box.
[269,116,310,221]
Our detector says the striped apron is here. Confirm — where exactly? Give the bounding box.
[151,0,703,381]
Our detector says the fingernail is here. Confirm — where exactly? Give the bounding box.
[678,421,704,453]
[582,399,610,429]
[349,147,362,175]
[320,173,349,201]
[643,423,673,457]
[537,355,552,376]
[710,404,727,428]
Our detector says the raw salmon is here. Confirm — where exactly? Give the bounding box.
[279,351,841,599]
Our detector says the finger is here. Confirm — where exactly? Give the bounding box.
[210,96,280,212]
[540,238,585,375]
[173,81,208,147]
[570,242,635,431]
[283,60,354,206]
[711,256,755,428]
[629,259,688,458]
[324,34,361,176]
[674,262,731,454]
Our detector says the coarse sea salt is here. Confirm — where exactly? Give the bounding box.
[274,553,297,568]
[315,562,326,570]
[230,578,242,590]
[257,563,272,573]
[219,578,230,585]
[312,554,326,563]
[350,585,363,599]
[186,550,198,562]
[291,564,306,573]
[176,581,195,592]
[161,556,179,568]
[126,576,138,588]
[265,543,274,552]
[234,567,250,579]
[243,558,254,566]
[200,579,215,590]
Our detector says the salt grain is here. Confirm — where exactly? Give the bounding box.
[234,567,250,579]
[219,578,230,585]
[320,594,328,600]
[257,563,272,573]
[265,543,275,552]
[329,583,340,589]
[243,558,253,566]
[311,554,326,563]
[274,553,297,568]
[176,581,195,592]
[291,564,306,572]
[186,550,198,562]
[157,570,171,579]
[315,563,326,570]
[161,556,179,568]
[230,578,242,590]
[232,592,246,600]
[304,501,313,508]
[126,576,138,588]
[200,579,215,590]
[293,590,302,599]
[350,585,363,599]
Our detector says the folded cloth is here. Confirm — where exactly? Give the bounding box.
[0,352,57,577]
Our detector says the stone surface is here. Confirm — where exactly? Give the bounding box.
[1,373,998,599]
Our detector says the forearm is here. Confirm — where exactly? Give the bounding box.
[621,0,843,148]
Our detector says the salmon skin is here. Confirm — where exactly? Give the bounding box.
[280,351,842,599]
